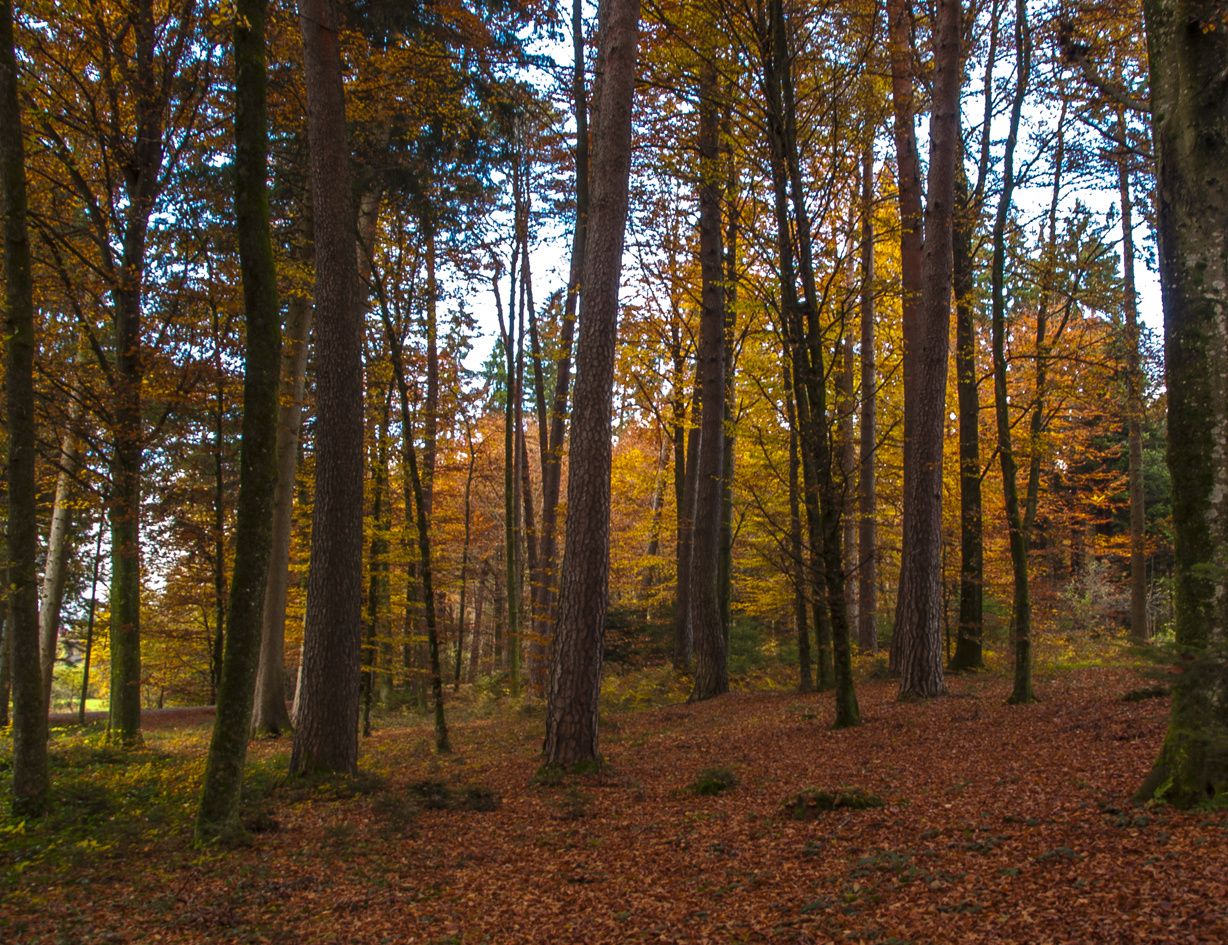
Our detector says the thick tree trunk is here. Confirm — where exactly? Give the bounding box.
[892,0,960,700]
[689,54,729,703]
[885,0,924,676]
[1136,0,1228,805]
[2,0,50,814]
[194,0,284,842]
[543,0,640,766]
[290,0,364,777]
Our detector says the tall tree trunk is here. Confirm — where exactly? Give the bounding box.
[857,138,878,655]
[362,386,392,737]
[543,0,640,766]
[39,388,82,713]
[989,0,1035,706]
[839,284,858,633]
[1136,0,1228,805]
[787,384,813,692]
[892,0,961,701]
[689,53,729,703]
[3,0,50,814]
[494,268,522,692]
[252,273,313,736]
[885,0,924,676]
[78,523,105,724]
[674,412,700,666]
[950,162,983,671]
[455,424,477,685]
[533,0,587,693]
[1117,108,1148,644]
[194,0,284,842]
[290,0,364,777]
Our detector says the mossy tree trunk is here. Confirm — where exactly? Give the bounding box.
[194,0,283,843]
[1136,0,1228,806]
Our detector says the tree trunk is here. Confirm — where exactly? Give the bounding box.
[543,0,640,766]
[194,0,284,842]
[950,162,983,671]
[39,390,82,713]
[892,0,961,700]
[1117,110,1148,644]
[989,0,1035,706]
[1136,0,1228,806]
[2,0,50,814]
[787,390,813,692]
[857,139,878,655]
[689,53,729,703]
[290,0,364,777]
[252,271,313,736]
[78,524,105,724]
[674,416,700,666]
[885,0,924,676]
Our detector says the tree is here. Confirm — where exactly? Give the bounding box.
[689,49,729,703]
[195,0,285,842]
[891,0,960,700]
[1136,0,1228,805]
[289,0,364,777]
[3,0,50,816]
[543,0,641,767]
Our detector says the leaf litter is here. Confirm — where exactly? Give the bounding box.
[3,664,1226,944]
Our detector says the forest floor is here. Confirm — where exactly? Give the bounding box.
[3,644,1226,944]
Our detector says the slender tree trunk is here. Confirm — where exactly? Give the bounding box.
[39,392,82,713]
[950,162,983,671]
[989,0,1035,706]
[857,139,878,655]
[78,523,105,724]
[543,0,640,766]
[674,415,700,666]
[787,386,813,692]
[1136,0,1228,805]
[194,0,284,842]
[839,286,858,633]
[1117,110,1148,643]
[290,0,364,777]
[362,387,392,736]
[3,0,49,813]
[455,426,477,685]
[252,274,312,736]
[689,53,729,702]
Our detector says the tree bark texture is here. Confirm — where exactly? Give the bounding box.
[689,54,729,703]
[3,0,50,814]
[543,0,640,766]
[195,0,284,842]
[1137,0,1228,806]
[950,164,983,671]
[893,0,960,700]
[857,139,878,655]
[39,392,82,713]
[290,0,364,777]
[252,280,313,736]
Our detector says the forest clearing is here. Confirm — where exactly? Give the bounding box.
[4,645,1225,945]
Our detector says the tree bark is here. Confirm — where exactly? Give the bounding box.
[252,274,313,736]
[290,0,364,777]
[39,390,82,713]
[989,0,1035,706]
[1136,0,1228,806]
[2,0,50,815]
[543,0,640,766]
[892,0,960,700]
[857,139,878,655]
[194,0,284,842]
[689,54,729,703]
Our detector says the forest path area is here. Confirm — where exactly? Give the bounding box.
[4,663,1225,944]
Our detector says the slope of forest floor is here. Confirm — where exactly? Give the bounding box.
[3,649,1226,944]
